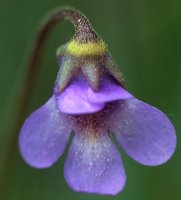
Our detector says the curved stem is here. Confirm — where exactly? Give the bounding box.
[0,6,96,197]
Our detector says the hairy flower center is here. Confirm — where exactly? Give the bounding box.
[71,102,117,139]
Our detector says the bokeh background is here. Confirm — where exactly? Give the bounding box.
[0,0,180,200]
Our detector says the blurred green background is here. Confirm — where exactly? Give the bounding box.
[0,0,180,199]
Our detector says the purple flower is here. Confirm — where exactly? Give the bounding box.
[19,8,176,195]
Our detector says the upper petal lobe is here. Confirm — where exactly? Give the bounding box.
[57,75,132,115]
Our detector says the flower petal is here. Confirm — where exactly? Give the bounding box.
[87,75,132,103]
[57,75,132,114]
[109,98,176,166]
[64,132,126,195]
[57,80,105,114]
[19,96,72,168]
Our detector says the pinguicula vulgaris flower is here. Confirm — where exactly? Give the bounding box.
[19,7,176,195]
